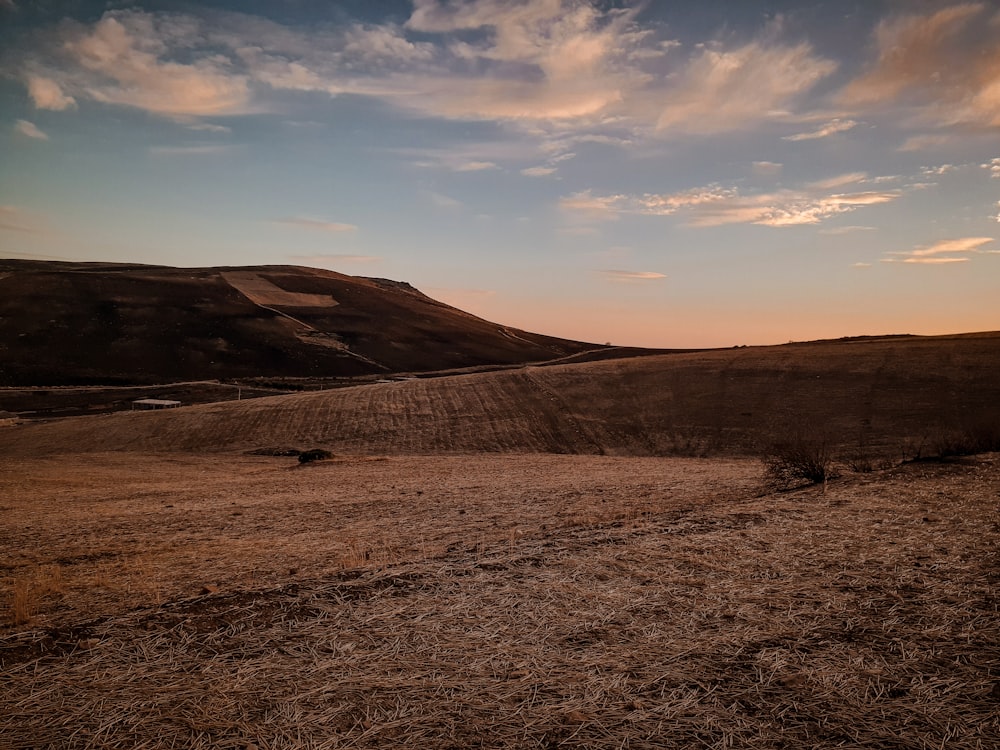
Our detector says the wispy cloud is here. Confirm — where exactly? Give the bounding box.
[13,119,48,140]
[521,165,557,177]
[187,122,232,133]
[883,236,994,264]
[921,164,958,176]
[428,191,462,209]
[752,161,783,177]
[782,118,857,141]
[807,172,867,190]
[0,206,44,234]
[559,190,625,222]
[562,180,901,228]
[909,237,994,257]
[148,144,238,156]
[654,38,837,134]
[58,11,254,117]
[841,3,1000,128]
[454,160,498,172]
[897,134,954,152]
[820,225,876,235]
[273,217,358,233]
[600,270,666,282]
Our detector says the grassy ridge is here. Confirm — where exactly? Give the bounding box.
[2,332,997,458]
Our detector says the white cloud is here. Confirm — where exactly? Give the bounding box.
[807,172,867,190]
[654,39,837,134]
[186,122,232,133]
[13,119,48,140]
[600,270,666,282]
[60,12,254,117]
[901,257,970,265]
[883,236,994,264]
[428,191,462,209]
[559,190,624,221]
[897,134,954,152]
[853,262,872,268]
[921,164,957,176]
[273,217,358,233]
[819,225,876,235]
[908,237,994,257]
[455,160,498,172]
[841,4,1000,128]
[148,144,238,156]
[562,181,900,228]
[782,118,857,141]
[982,158,1000,178]
[26,75,76,110]
[752,161,783,176]
[521,165,557,177]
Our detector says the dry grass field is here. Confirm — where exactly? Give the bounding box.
[2,451,999,748]
[2,333,999,748]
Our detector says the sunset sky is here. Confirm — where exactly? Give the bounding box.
[2,0,998,347]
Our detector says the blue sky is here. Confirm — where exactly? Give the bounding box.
[2,0,998,347]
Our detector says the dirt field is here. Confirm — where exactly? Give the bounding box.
[2,452,998,748]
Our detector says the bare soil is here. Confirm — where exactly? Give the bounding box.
[2,452,997,748]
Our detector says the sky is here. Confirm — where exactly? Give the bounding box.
[1,0,999,348]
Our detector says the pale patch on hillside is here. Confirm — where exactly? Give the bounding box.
[222,271,339,308]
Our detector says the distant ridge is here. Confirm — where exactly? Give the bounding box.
[0,260,602,385]
[2,332,998,458]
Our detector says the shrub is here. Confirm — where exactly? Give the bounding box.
[929,422,1000,459]
[247,447,301,457]
[761,432,837,489]
[298,448,333,464]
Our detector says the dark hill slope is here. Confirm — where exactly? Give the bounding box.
[2,332,997,458]
[0,260,599,385]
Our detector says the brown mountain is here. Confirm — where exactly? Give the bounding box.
[0,260,601,385]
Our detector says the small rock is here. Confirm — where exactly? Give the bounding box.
[199,584,219,595]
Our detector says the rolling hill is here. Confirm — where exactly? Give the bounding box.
[2,331,998,458]
[0,260,600,386]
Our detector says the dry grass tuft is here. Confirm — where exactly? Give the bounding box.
[5,565,64,627]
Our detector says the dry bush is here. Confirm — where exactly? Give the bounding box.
[298,448,333,464]
[840,432,895,473]
[929,422,1000,459]
[761,431,838,488]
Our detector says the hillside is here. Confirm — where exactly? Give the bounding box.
[2,331,998,458]
[0,260,599,385]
